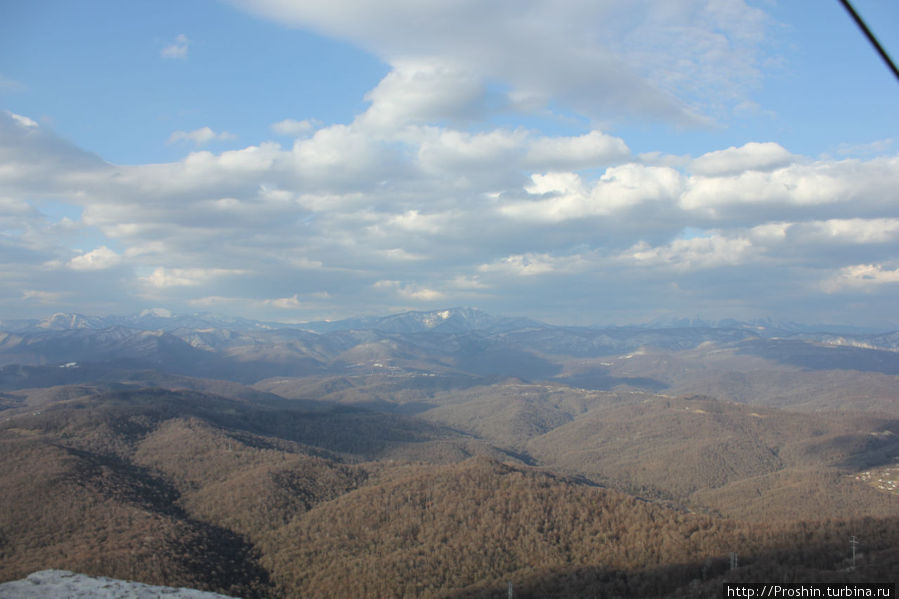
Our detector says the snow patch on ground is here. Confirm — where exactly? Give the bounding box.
[0,570,239,598]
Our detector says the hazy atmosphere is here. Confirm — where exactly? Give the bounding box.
[2,0,898,326]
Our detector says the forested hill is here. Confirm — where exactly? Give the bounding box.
[1,384,897,598]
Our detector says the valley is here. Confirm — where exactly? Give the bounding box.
[1,308,897,597]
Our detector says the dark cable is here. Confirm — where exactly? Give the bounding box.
[838,0,899,83]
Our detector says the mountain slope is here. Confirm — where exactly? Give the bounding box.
[2,383,898,597]
[525,395,899,518]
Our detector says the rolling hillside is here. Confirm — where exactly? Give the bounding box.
[2,310,899,596]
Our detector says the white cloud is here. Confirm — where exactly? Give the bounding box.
[740,218,899,250]
[449,275,488,290]
[376,248,428,262]
[0,196,38,219]
[7,111,37,128]
[373,280,445,301]
[748,222,790,244]
[68,246,122,271]
[5,102,899,323]
[22,289,66,303]
[271,118,318,136]
[417,128,528,174]
[0,112,109,195]
[690,142,795,176]
[292,124,388,184]
[234,0,770,125]
[794,218,899,245]
[359,60,486,129]
[836,139,893,157]
[403,287,444,301]
[186,295,243,307]
[524,131,630,170]
[619,235,755,271]
[478,252,589,277]
[384,210,445,235]
[264,294,302,309]
[141,267,245,288]
[142,268,201,288]
[161,34,189,59]
[680,156,899,216]
[189,293,329,311]
[168,127,236,146]
[822,264,899,293]
[501,164,683,222]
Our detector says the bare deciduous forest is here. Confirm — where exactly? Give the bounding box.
[2,366,897,597]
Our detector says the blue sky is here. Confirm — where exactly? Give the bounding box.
[1,0,898,326]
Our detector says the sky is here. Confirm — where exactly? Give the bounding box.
[1,0,898,326]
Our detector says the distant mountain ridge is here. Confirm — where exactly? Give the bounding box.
[638,315,894,336]
[298,307,545,334]
[3,307,894,336]
[0,307,541,334]
[1,307,898,389]
[0,309,284,334]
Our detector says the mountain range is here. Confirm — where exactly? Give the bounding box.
[0,307,541,334]
[2,307,898,391]
[3,307,895,336]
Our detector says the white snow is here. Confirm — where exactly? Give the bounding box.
[0,570,239,599]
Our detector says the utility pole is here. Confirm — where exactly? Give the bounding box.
[850,536,858,570]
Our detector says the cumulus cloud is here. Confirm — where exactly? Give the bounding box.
[359,60,487,129]
[68,246,122,271]
[140,267,245,288]
[7,112,37,128]
[690,142,796,176]
[373,280,445,301]
[836,139,893,157]
[417,128,528,174]
[501,164,683,222]
[448,275,488,290]
[168,127,236,146]
[619,235,756,271]
[823,264,899,293]
[523,131,631,170]
[4,99,899,323]
[6,0,899,326]
[189,293,330,314]
[233,0,770,125]
[22,289,67,303]
[680,156,899,218]
[264,294,302,309]
[478,252,589,277]
[271,118,318,136]
[384,210,445,235]
[186,295,244,307]
[292,124,386,182]
[789,219,899,245]
[0,111,109,191]
[0,196,39,220]
[161,34,189,59]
